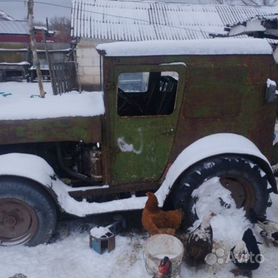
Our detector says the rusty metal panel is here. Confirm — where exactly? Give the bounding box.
[0,116,102,144]
[183,63,247,118]
[102,54,277,189]
[171,55,277,162]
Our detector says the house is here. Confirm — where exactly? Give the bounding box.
[71,0,277,90]
[0,20,30,46]
[0,10,73,83]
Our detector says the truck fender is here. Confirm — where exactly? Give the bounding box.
[0,152,56,194]
[156,133,277,206]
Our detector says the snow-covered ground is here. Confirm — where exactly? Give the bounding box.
[0,189,277,278]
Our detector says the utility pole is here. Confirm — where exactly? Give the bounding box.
[27,0,46,98]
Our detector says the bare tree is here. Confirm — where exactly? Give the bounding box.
[49,17,71,42]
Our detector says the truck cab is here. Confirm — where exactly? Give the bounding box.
[0,38,277,246]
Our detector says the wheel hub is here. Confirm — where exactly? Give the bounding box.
[0,198,38,245]
[220,177,255,210]
[3,215,17,227]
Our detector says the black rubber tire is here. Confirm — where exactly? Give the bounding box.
[0,176,57,246]
[168,155,269,227]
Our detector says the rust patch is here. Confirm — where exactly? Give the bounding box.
[0,116,102,144]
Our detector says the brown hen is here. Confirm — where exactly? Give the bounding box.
[142,192,183,235]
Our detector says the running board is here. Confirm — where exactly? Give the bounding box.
[51,178,146,217]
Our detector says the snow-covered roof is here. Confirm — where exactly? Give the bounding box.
[0,10,14,21]
[0,20,29,35]
[227,14,278,39]
[71,0,276,41]
[97,38,273,57]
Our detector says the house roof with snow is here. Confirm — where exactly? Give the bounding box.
[0,10,14,21]
[71,0,276,41]
[0,20,29,35]
[226,14,278,39]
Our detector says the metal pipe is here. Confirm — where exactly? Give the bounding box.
[55,143,99,186]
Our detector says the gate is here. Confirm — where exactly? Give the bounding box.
[50,61,78,95]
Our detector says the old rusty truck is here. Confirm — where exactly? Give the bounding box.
[0,38,277,246]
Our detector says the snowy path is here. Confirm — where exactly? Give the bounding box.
[0,194,277,278]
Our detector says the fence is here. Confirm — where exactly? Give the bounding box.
[50,61,78,95]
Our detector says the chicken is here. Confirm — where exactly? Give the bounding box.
[230,228,262,278]
[153,256,172,278]
[185,212,216,266]
[142,192,183,235]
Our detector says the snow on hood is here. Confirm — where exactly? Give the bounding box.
[0,90,105,121]
[97,38,273,57]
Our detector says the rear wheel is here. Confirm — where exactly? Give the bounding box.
[168,155,269,226]
[0,177,57,246]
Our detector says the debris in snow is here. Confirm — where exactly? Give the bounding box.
[90,226,111,238]
[89,226,116,254]
[0,92,12,97]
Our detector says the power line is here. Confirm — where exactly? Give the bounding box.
[0,0,215,35]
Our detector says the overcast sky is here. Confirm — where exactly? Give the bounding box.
[0,0,71,22]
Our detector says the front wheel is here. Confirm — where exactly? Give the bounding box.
[0,177,57,246]
[169,155,269,226]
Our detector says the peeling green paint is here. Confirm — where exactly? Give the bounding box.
[109,63,186,184]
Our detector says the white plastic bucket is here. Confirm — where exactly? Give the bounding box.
[143,234,184,277]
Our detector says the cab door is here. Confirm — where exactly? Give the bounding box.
[108,63,186,185]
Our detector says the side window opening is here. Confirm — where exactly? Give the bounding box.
[117,71,179,117]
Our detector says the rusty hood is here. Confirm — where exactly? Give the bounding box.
[0,91,104,144]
